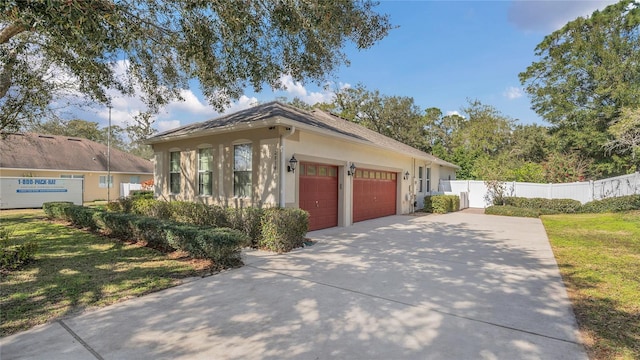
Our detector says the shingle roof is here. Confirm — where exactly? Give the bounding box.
[0,133,153,173]
[148,101,458,168]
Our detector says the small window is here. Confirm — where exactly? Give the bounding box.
[130,176,141,184]
[234,144,252,197]
[198,148,213,196]
[418,166,424,193]
[426,167,431,193]
[319,166,327,176]
[391,173,396,180]
[363,170,369,178]
[169,151,181,194]
[356,170,362,178]
[329,167,337,177]
[376,172,381,179]
[300,164,305,175]
[99,175,113,188]
[307,165,316,176]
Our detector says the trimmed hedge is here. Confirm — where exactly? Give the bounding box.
[42,201,74,220]
[485,205,550,218]
[43,203,247,267]
[106,198,310,251]
[425,195,460,214]
[581,195,640,213]
[260,208,309,253]
[0,226,38,270]
[129,190,154,200]
[503,197,581,213]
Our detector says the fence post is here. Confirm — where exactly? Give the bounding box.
[589,180,594,202]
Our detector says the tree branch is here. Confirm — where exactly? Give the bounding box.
[0,22,26,44]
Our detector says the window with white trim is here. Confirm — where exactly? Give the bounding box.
[169,151,181,194]
[99,175,113,188]
[198,148,213,196]
[418,166,424,193]
[426,167,431,193]
[233,143,252,197]
[129,176,141,184]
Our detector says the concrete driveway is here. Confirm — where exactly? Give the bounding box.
[1,212,587,359]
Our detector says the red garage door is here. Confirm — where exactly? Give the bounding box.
[353,169,397,222]
[299,163,338,231]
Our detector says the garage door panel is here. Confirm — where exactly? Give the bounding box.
[299,163,338,231]
[353,169,397,223]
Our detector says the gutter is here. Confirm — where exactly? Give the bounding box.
[279,126,296,207]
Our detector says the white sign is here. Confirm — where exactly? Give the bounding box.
[0,177,83,209]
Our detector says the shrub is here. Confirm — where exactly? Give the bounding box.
[42,202,74,220]
[425,195,460,214]
[485,205,543,218]
[130,190,154,200]
[0,226,38,270]
[259,208,309,253]
[93,211,137,239]
[66,206,98,230]
[131,198,172,219]
[169,201,229,227]
[226,207,263,247]
[581,195,640,213]
[503,197,581,213]
[165,226,246,266]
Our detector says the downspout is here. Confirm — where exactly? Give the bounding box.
[279,126,296,207]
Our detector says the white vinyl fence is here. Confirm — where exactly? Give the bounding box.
[439,172,640,208]
[120,183,143,198]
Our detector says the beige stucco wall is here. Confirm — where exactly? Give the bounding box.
[150,127,281,208]
[150,125,458,227]
[0,169,152,202]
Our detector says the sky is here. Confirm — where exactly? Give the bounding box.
[83,0,619,133]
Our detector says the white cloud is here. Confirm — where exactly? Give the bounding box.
[277,74,338,105]
[504,86,524,100]
[157,120,181,132]
[508,0,618,32]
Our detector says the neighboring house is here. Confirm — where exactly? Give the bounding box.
[147,102,458,231]
[0,133,153,202]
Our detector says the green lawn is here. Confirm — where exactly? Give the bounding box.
[0,210,210,337]
[542,211,640,360]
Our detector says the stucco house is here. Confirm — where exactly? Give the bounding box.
[146,102,458,230]
[0,132,153,202]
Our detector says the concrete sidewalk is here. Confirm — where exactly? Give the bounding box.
[1,212,587,359]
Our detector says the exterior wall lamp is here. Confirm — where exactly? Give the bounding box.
[347,163,357,176]
[287,155,298,173]
[404,171,410,180]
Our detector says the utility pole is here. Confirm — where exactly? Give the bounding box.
[107,105,112,202]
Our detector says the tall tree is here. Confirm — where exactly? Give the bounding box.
[0,1,392,133]
[519,0,640,174]
[329,84,428,151]
[606,107,640,166]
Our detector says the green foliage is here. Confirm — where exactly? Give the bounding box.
[1,1,391,133]
[129,190,154,200]
[485,205,544,218]
[42,201,74,220]
[131,198,172,219]
[424,195,460,214]
[326,84,430,151]
[0,225,38,270]
[46,204,246,266]
[226,207,264,247]
[165,226,246,267]
[503,197,582,213]
[259,208,309,253]
[581,195,640,213]
[543,151,591,183]
[519,0,640,176]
